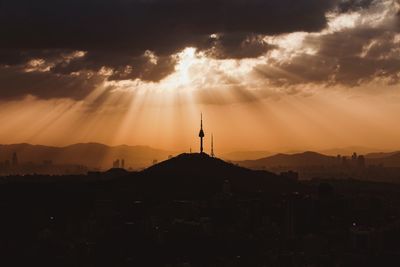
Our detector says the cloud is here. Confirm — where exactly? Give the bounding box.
[0,0,336,51]
[0,0,396,101]
[0,66,103,100]
[205,33,276,59]
[337,0,375,12]
[254,0,400,87]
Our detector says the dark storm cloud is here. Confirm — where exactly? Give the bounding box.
[0,66,103,100]
[0,0,343,100]
[0,0,339,66]
[205,33,276,59]
[0,0,337,52]
[0,0,386,100]
[337,0,374,12]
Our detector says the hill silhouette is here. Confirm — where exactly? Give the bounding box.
[237,151,337,169]
[143,153,269,177]
[366,152,400,167]
[119,153,300,198]
[365,151,400,159]
[235,150,400,170]
[221,150,272,161]
[0,143,173,170]
[318,146,383,156]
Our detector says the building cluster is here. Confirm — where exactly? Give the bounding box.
[337,152,366,168]
[0,152,18,169]
[1,177,400,266]
[0,151,87,176]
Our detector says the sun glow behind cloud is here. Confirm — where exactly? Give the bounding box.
[0,0,400,152]
[105,47,262,96]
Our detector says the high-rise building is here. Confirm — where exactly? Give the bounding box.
[12,152,18,166]
[113,159,120,168]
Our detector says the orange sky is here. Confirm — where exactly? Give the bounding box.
[0,0,399,153]
[1,84,400,154]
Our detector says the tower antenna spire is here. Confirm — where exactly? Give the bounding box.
[211,134,214,157]
[198,113,205,153]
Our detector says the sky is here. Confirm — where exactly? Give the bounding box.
[0,0,399,153]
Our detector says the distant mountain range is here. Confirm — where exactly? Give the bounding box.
[364,151,400,159]
[236,151,400,169]
[2,142,400,172]
[0,143,174,170]
[367,152,400,167]
[318,146,390,156]
[220,147,393,161]
[221,150,272,161]
[237,151,337,169]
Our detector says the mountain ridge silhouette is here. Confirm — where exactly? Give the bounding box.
[237,151,336,169]
[115,153,300,198]
[0,143,173,170]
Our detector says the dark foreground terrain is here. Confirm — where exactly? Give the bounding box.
[1,153,400,266]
